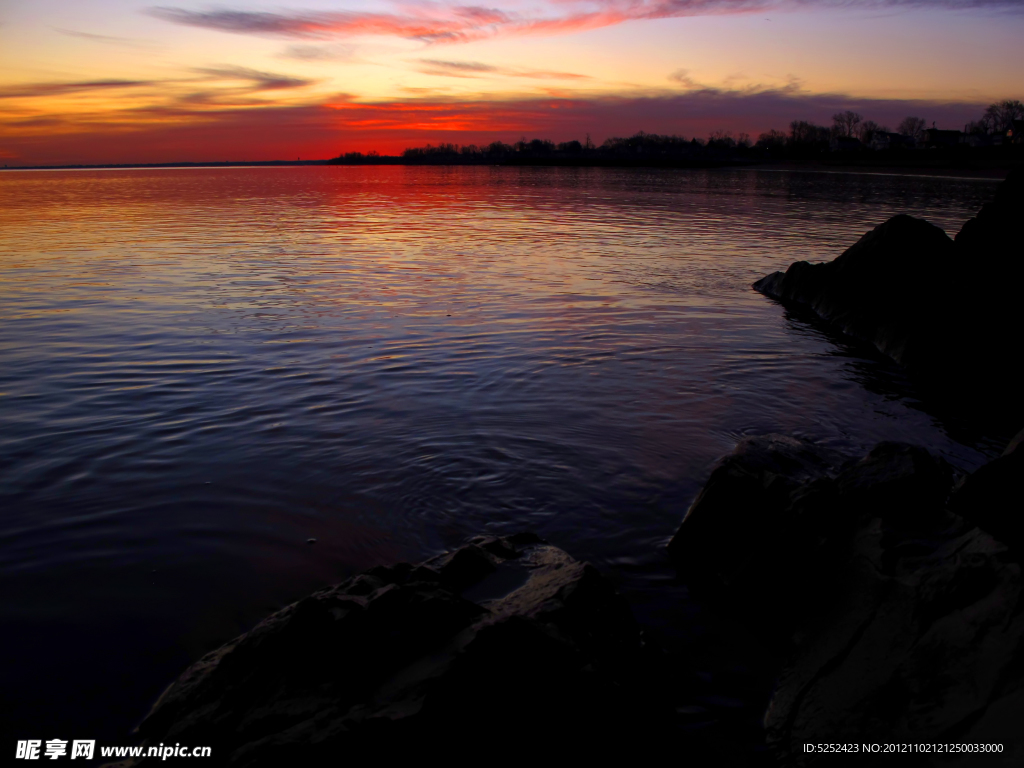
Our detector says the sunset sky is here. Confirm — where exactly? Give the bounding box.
[1,0,1021,164]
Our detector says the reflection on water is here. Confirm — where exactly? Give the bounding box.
[0,166,1002,743]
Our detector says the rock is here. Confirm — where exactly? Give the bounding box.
[111,534,675,765]
[955,167,1024,258]
[669,435,1024,764]
[753,170,1024,433]
[949,426,1024,553]
[753,214,956,369]
[668,436,955,644]
[667,435,845,636]
[763,500,1024,766]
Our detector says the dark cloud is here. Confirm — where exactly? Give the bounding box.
[0,80,157,99]
[192,65,316,91]
[145,7,486,43]
[147,8,334,37]
[146,0,1024,47]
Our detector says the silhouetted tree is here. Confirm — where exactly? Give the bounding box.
[858,120,888,143]
[402,142,461,159]
[707,130,736,148]
[755,129,786,149]
[983,100,1024,133]
[897,116,926,142]
[602,132,691,154]
[789,120,830,147]
[832,110,862,138]
[485,141,513,156]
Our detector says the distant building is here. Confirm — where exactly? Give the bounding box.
[962,133,1002,148]
[829,135,864,152]
[922,128,963,148]
[870,132,914,151]
[1009,120,1024,145]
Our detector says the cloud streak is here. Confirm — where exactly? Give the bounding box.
[53,28,145,46]
[193,65,317,90]
[278,43,357,62]
[147,0,1024,45]
[0,80,157,100]
[147,6,513,43]
[415,59,590,79]
[0,68,316,103]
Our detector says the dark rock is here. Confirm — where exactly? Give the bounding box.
[753,214,956,369]
[763,501,1024,766]
[669,435,1024,764]
[830,441,954,524]
[753,170,1024,432]
[668,436,956,644]
[955,167,1024,257]
[950,426,1024,553]
[667,435,845,618]
[111,535,675,765]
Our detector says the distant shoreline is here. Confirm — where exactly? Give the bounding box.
[2,155,1018,178]
[0,160,329,172]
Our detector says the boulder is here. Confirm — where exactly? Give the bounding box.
[669,435,1024,765]
[668,437,954,643]
[764,499,1024,766]
[955,166,1024,258]
[754,170,1024,432]
[110,534,674,765]
[753,214,956,369]
[949,426,1024,554]
[667,435,845,637]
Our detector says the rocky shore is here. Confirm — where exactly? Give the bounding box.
[753,168,1023,434]
[114,431,1024,765]
[113,171,1023,765]
[671,432,1024,765]
[111,534,689,764]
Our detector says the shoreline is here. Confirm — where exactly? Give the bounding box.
[3,155,1019,177]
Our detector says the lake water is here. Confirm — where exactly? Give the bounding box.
[0,166,1004,747]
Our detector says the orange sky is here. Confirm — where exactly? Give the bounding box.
[1,0,1021,164]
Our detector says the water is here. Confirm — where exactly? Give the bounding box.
[0,166,1003,746]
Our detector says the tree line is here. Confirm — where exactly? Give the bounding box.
[757,100,1023,152]
[329,99,1022,164]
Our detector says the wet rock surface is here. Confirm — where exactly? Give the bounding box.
[754,169,1024,433]
[670,434,1024,765]
[110,534,694,765]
